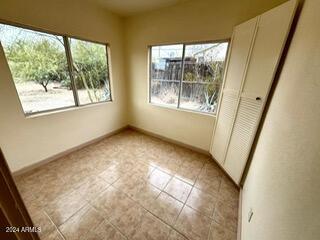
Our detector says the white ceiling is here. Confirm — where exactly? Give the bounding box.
[91,0,188,16]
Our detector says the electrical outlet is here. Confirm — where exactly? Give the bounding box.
[248,208,253,222]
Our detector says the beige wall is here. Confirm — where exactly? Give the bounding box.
[124,0,287,151]
[242,0,320,239]
[1,1,319,238]
[0,0,127,172]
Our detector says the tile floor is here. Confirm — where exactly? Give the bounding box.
[14,129,239,240]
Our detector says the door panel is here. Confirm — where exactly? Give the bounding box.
[224,96,263,183]
[210,18,258,164]
[223,17,258,92]
[211,90,238,164]
[242,0,298,97]
[210,0,298,184]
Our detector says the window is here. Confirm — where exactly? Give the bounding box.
[150,44,183,106]
[69,38,111,105]
[0,23,111,115]
[0,24,75,114]
[150,42,228,114]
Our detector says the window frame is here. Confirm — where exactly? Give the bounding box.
[0,19,112,116]
[148,39,230,115]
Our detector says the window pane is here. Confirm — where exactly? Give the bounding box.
[69,38,111,105]
[0,24,75,114]
[150,44,183,107]
[180,42,228,113]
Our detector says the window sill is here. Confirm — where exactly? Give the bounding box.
[25,101,113,119]
[148,102,216,117]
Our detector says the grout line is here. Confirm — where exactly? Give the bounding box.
[54,225,66,240]
[18,131,238,240]
[113,180,189,240]
[182,165,218,221]
[97,161,204,239]
[172,160,207,240]
[88,201,129,240]
[207,220,214,240]
[110,163,237,237]
[42,211,66,240]
[42,177,109,233]
[54,203,88,228]
[104,166,192,239]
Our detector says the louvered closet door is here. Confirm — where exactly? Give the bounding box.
[211,0,298,185]
[211,18,258,165]
[211,90,238,164]
[223,95,263,183]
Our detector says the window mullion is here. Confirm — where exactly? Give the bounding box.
[177,44,186,108]
[105,46,113,102]
[63,36,79,107]
[148,47,152,103]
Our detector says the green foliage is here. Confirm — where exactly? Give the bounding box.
[5,36,109,99]
[6,39,69,91]
[184,72,196,81]
[71,40,109,102]
[209,61,224,83]
[181,60,224,111]
[72,40,108,89]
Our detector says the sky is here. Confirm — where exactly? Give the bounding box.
[0,23,64,49]
[151,42,228,62]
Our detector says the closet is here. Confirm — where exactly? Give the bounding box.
[210,0,298,185]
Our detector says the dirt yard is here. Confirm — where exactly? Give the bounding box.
[15,82,105,114]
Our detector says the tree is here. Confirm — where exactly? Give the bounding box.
[71,40,109,102]
[6,39,66,92]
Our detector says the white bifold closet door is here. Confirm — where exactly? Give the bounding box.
[210,0,298,185]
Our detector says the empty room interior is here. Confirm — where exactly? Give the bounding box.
[0,0,319,239]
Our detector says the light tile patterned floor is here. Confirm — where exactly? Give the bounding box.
[14,129,239,240]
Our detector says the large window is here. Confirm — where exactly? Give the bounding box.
[150,41,228,114]
[0,23,111,115]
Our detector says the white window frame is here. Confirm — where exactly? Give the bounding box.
[148,40,230,115]
[0,21,112,116]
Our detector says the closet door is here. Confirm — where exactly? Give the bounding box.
[211,0,298,184]
[211,18,258,165]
